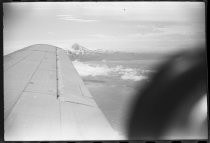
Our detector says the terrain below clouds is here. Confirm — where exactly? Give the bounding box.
[68,44,166,136]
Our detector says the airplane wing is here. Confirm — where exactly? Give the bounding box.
[4,44,123,141]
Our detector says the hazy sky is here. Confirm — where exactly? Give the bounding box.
[3,2,205,55]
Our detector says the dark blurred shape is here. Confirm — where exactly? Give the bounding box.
[197,141,207,143]
[171,141,182,143]
[127,47,207,139]
[145,141,156,143]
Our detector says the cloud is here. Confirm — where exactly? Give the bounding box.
[136,25,165,35]
[73,60,110,76]
[72,60,147,81]
[56,15,97,22]
[88,34,118,40]
[121,73,147,81]
[61,18,97,22]
[112,65,147,81]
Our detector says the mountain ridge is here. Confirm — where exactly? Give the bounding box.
[69,43,116,55]
[68,43,167,61]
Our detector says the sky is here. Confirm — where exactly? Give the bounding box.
[3,2,205,55]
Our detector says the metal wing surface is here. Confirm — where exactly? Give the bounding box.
[4,44,122,141]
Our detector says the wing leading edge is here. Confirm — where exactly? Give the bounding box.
[4,44,123,141]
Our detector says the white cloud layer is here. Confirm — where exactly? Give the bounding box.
[72,60,147,81]
[57,15,97,22]
[121,72,147,81]
[73,60,110,76]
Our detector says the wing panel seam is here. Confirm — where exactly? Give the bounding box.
[5,51,47,120]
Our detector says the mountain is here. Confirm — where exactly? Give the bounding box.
[68,43,116,55]
[70,43,94,55]
[68,43,166,61]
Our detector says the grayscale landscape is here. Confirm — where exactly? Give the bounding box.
[3,2,207,140]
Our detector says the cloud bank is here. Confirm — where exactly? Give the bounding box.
[72,60,147,81]
[57,15,97,22]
